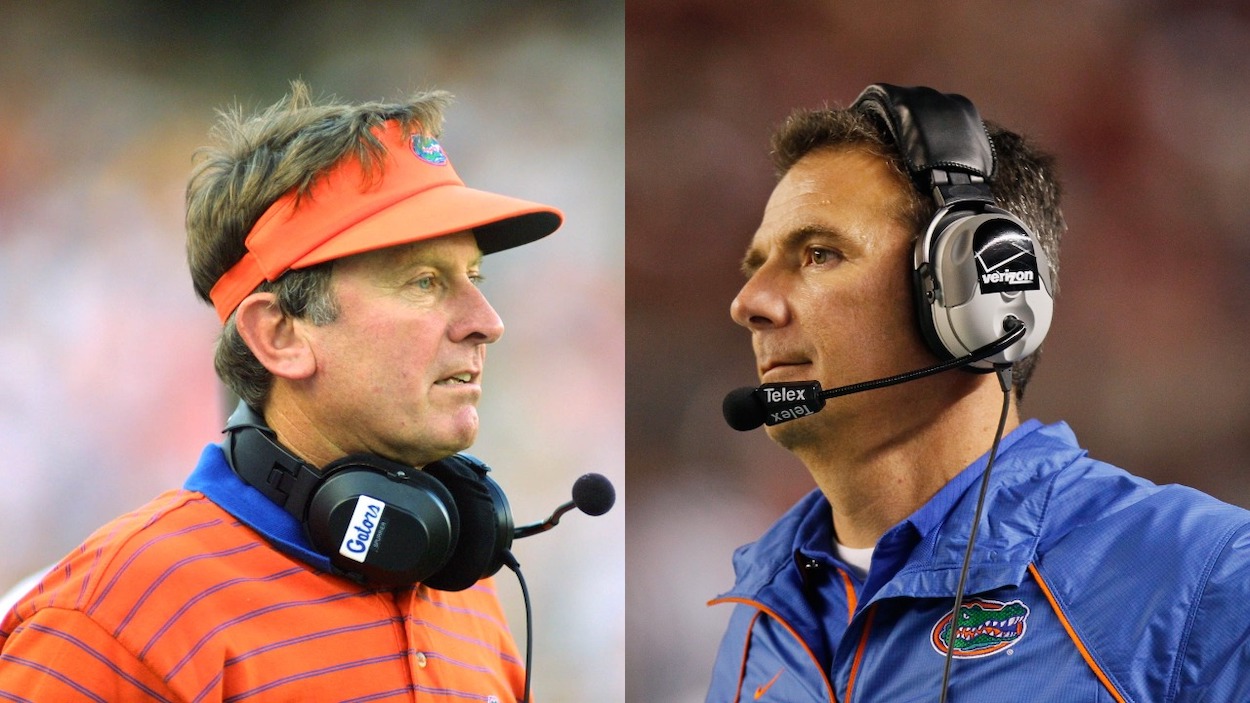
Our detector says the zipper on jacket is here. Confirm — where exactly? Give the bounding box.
[843,603,876,703]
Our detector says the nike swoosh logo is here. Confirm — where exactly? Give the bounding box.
[754,669,784,700]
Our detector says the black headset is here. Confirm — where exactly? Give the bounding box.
[851,83,1054,369]
[220,400,513,590]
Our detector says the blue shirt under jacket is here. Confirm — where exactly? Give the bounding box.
[706,420,1250,703]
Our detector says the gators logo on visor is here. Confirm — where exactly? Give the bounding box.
[930,598,1030,658]
[411,135,448,166]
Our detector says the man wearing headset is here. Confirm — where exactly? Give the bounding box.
[708,85,1250,702]
[0,83,560,701]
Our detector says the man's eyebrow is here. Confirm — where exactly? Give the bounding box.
[393,246,484,271]
[740,247,766,277]
[739,224,851,277]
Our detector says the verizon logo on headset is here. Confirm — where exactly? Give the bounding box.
[974,220,1041,294]
[981,269,1035,286]
[339,495,387,563]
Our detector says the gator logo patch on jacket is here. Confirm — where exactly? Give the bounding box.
[930,598,1030,658]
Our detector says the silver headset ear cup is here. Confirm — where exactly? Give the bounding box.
[916,206,1053,367]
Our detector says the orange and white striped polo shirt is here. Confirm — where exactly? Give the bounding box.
[0,445,525,702]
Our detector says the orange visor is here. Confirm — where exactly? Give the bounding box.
[208,120,563,322]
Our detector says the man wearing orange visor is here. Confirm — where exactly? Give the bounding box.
[0,82,561,702]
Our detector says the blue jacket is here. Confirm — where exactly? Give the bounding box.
[706,420,1250,702]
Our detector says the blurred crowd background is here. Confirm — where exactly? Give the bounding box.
[627,1,1250,700]
[0,2,623,702]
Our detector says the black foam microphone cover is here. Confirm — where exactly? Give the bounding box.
[421,455,513,592]
[722,386,766,432]
[571,473,615,516]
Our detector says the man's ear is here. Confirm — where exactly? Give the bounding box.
[234,292,316,380]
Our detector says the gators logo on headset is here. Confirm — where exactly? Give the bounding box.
[930,598,1030,658]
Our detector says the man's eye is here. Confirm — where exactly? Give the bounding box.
[413,275,437,290]
[807,247,839,266]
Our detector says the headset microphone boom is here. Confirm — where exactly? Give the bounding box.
[722,318,1026,432]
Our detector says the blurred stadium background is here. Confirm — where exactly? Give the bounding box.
[626,1,1250,700]
[0,3,623,702]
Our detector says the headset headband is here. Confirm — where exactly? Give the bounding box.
[852,83,996,207]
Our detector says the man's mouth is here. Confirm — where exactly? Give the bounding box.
[760,360,812,381]
[436,372,474,386]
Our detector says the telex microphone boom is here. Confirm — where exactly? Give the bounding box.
[722,319,1026,431]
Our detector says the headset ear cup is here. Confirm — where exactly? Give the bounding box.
[420,455,514,592]
[916,207,1053,367]
[306,454,460,588]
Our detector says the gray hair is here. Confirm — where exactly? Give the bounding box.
[185,81,452,407]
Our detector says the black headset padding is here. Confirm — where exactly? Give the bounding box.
[306,453,460,587]
[852,83,995,200]
[420,454,514,591]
